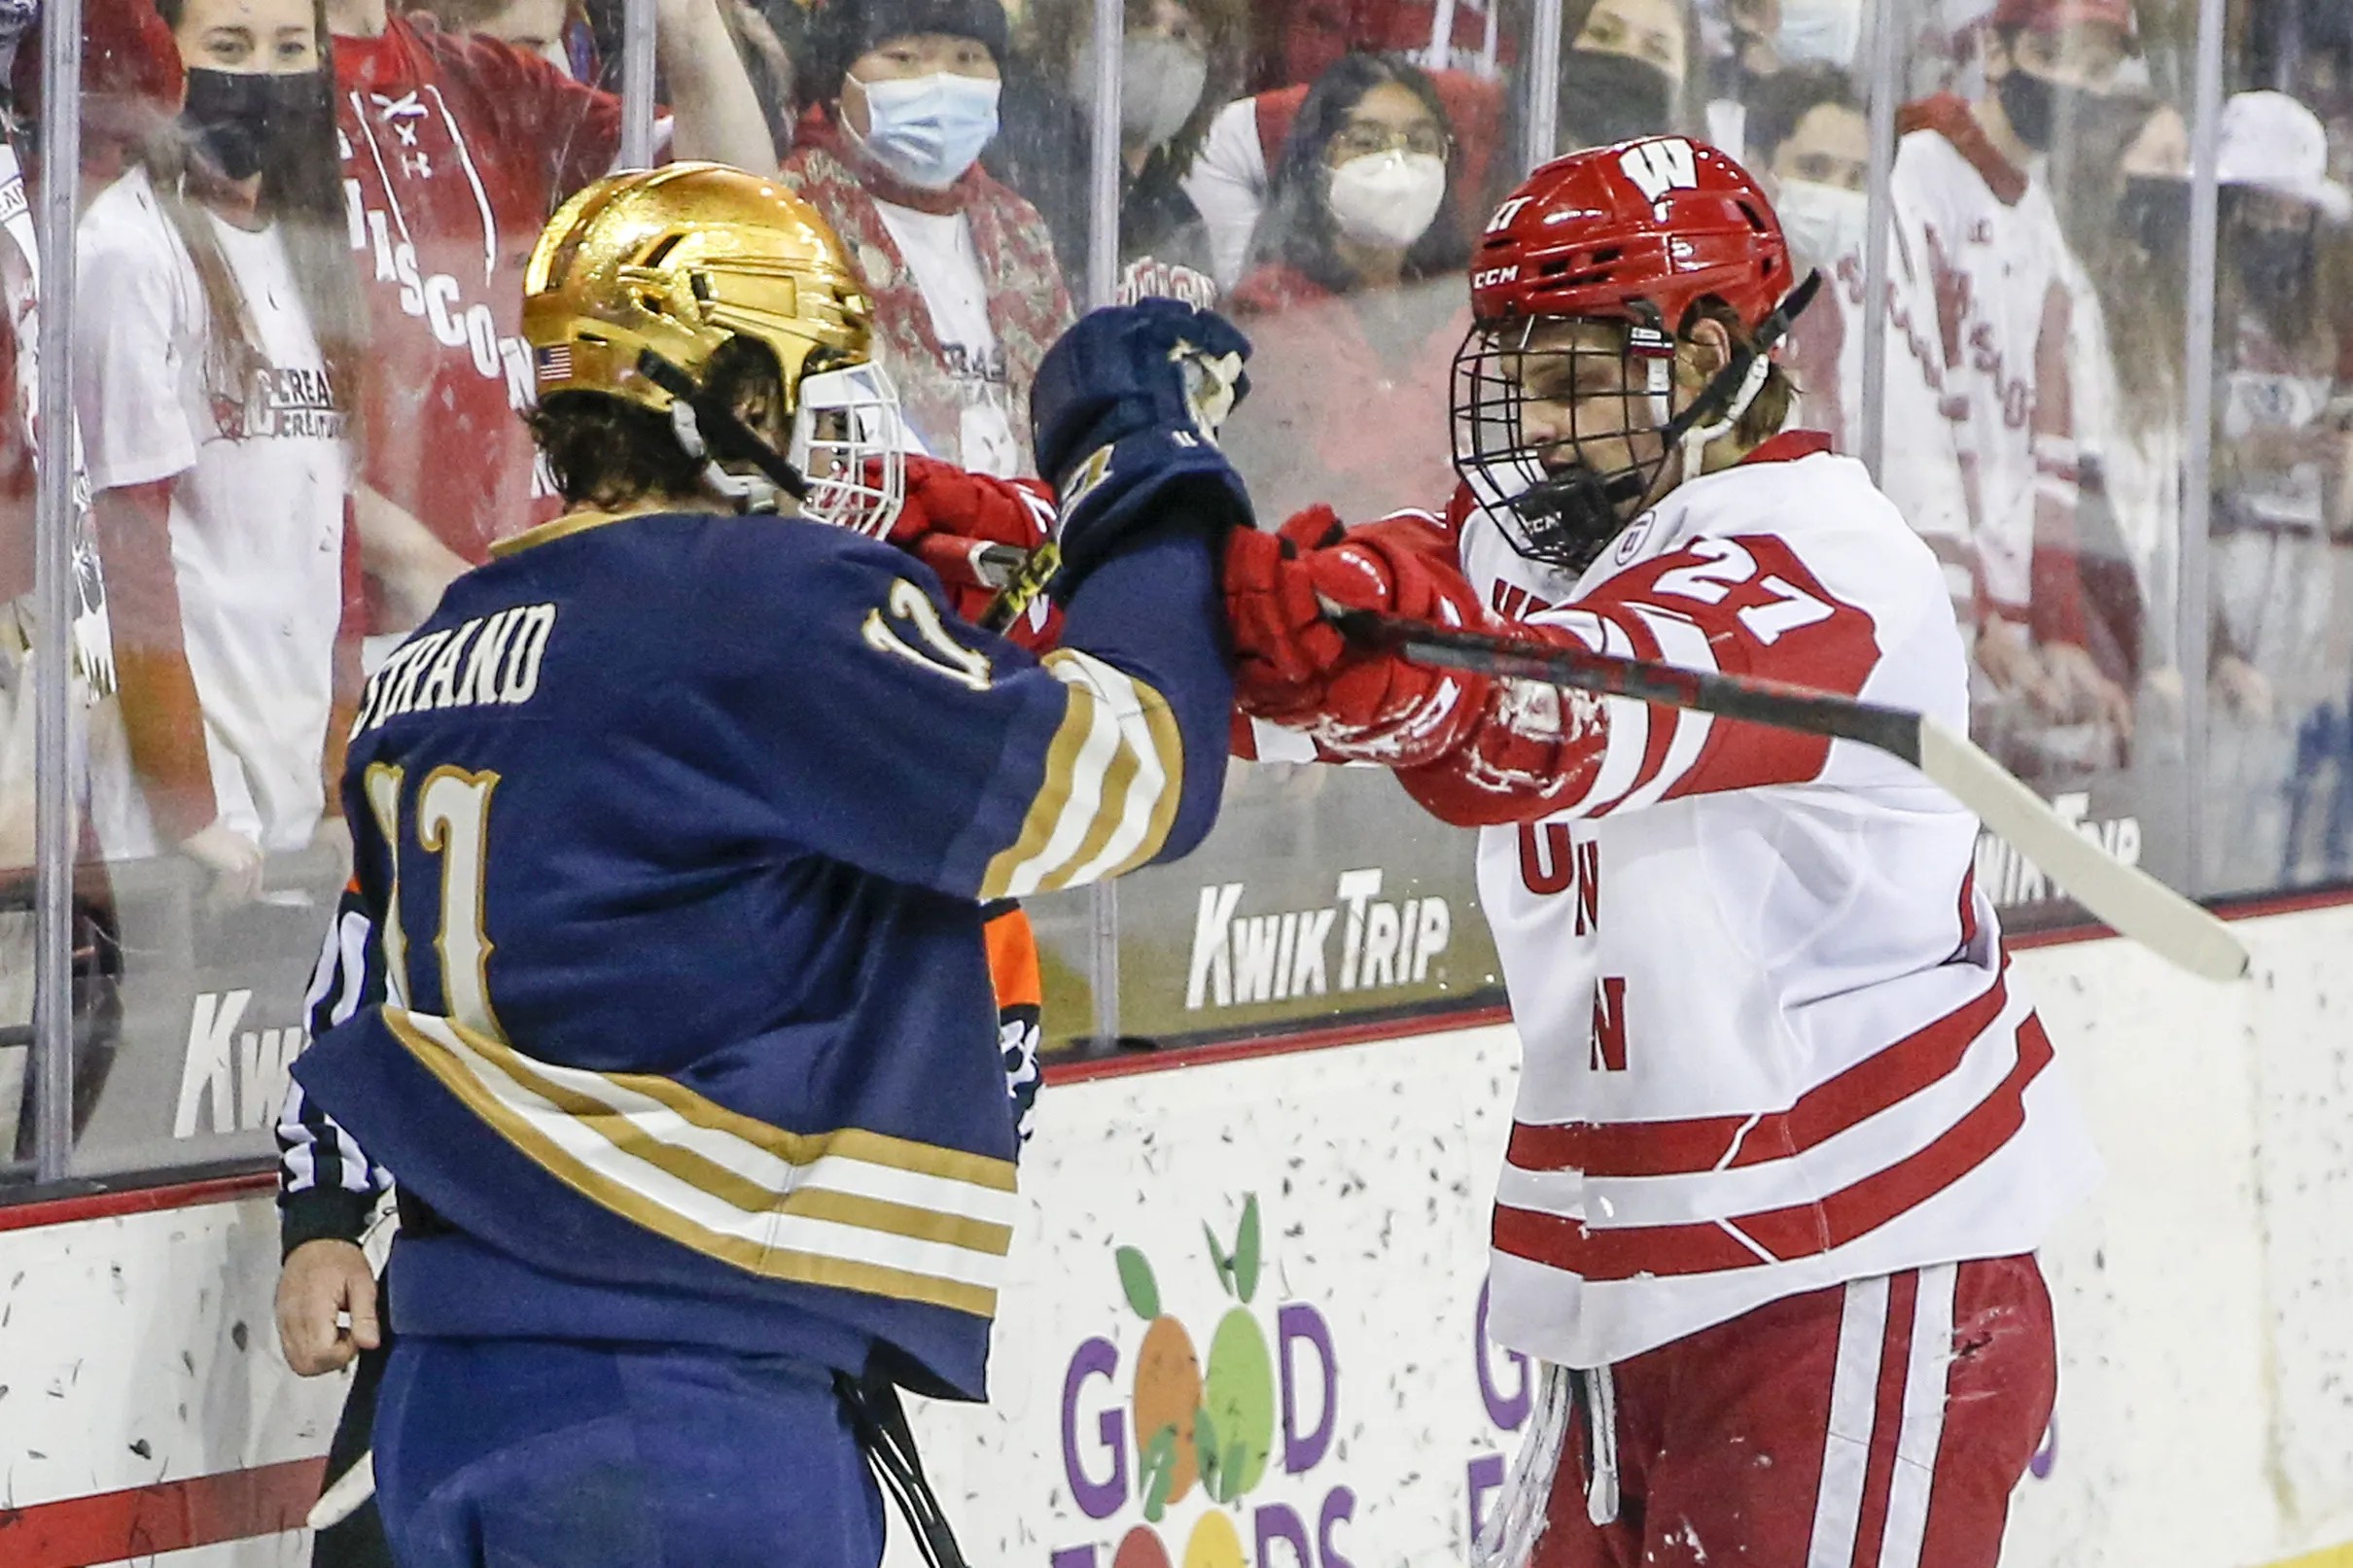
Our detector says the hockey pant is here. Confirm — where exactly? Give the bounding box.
[372,1336,886,1568]
[1525,1254,2055,1568]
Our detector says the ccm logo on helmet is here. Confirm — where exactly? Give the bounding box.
[1618,138,1700,202]
[1473,265,1520,289]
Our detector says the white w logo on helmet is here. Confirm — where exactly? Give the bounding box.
[1616,138,1699,203]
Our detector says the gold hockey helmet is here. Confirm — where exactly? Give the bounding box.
[522,161,904,533]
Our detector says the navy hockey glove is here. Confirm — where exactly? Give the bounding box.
[1028,301,1255,597]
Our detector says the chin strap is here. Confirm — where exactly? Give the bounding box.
[1665,268,1823,479]
[639,348,813,513]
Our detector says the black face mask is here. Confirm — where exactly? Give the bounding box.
[1558,49,1676,150]
[2234,224,2313,313]
[1996,65,2102,154]
[182,67,328,182]
[2119,175,2191,265]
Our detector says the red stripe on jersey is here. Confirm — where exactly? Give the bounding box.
[1577,607,1685,817]
[1508,971,2012,1179]
[1573,535,1880,805]
[1492,1011,2054,1281]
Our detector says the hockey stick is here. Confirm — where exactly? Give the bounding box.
[1336,610,2251,982]
[306,1450,375,1530]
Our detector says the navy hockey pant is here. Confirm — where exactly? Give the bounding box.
[373,1336,885,1568]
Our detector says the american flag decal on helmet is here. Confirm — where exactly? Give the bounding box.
[535,343,574,382]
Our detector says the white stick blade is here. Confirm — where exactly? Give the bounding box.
[1915,721,2249,982]
[307,1450,376,1530]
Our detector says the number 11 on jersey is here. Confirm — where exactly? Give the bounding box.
[364,761,504,1035]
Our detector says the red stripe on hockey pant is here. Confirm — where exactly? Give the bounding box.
[1492,1014,2054,1279]
[1846,1269,1921,1568]
[1507,972,2013,1178]
[0,1456,327,1568]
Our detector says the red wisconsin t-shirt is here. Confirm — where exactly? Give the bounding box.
[335,15,620,576]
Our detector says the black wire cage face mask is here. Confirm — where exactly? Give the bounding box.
[1449,314,1683,577]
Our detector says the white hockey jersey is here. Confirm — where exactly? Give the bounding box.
[1451,434,2100,1370]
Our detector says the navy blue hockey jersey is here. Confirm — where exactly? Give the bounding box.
[290,505,1231,1399]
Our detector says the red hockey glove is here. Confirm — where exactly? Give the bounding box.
[876,455,1062,646]
[885,454,1057,553]
[1222,505,1492,766]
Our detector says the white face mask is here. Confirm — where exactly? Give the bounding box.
[1325,150,1448,251]
[1773,177,1867,272]
[1071,33,1210,150]
[1774,0,1863,67]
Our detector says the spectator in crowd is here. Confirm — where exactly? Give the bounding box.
[1550,0,1697,153]
[75,0,367,901]
[988,0,1246,303]
[329,0,769,638]
[2052,90,2185,712]
[1884,0,2134,770]
[1742,62,1865,448]
[407,0,586,76]
[784,0,1074,475]
[1220,52,1467,521]
[1703,0,1864,158]
[1183,61,1506,292]
[1250,0,1519,93]
[2204,89,2353,888]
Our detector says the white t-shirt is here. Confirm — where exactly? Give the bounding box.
[75,164,349,858]
[872,199,1021,477]
[1181,97,1271,291]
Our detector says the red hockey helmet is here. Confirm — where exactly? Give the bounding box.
[1452,137,1807,574]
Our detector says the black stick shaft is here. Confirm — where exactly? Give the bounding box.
[1334,610,1927,767]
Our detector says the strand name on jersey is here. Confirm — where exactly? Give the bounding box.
[350,602,558,738]
[1185,868,1453,1010]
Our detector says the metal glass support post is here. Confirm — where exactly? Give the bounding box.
[2176,0,2227,896]
[1083,0,1123,1047]
[1857,0,1904,483]
[32,0,85,1183]
[1522,0,1563,173]
[619,0,659,170]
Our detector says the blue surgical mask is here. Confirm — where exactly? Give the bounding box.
[848,71,1002,191]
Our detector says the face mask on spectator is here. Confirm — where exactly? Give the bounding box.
[1560,49,1674,148]
[1774,0,1862,68]
[1325,149,1447,250]
[2234,224,2311,311]
[182,67,324,182]
[1071,34,1209,150]
[849,70,1002,191]
[1997,64,2101,155]
[1774,178,1867,271]
[2119,175,2191,263]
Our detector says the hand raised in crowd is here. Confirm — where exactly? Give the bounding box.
[274,1237,381,1376]
[180,821,264,910]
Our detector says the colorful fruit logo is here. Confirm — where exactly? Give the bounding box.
[1118,1195,1276,1517]
[1057,1196,1352,1568]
